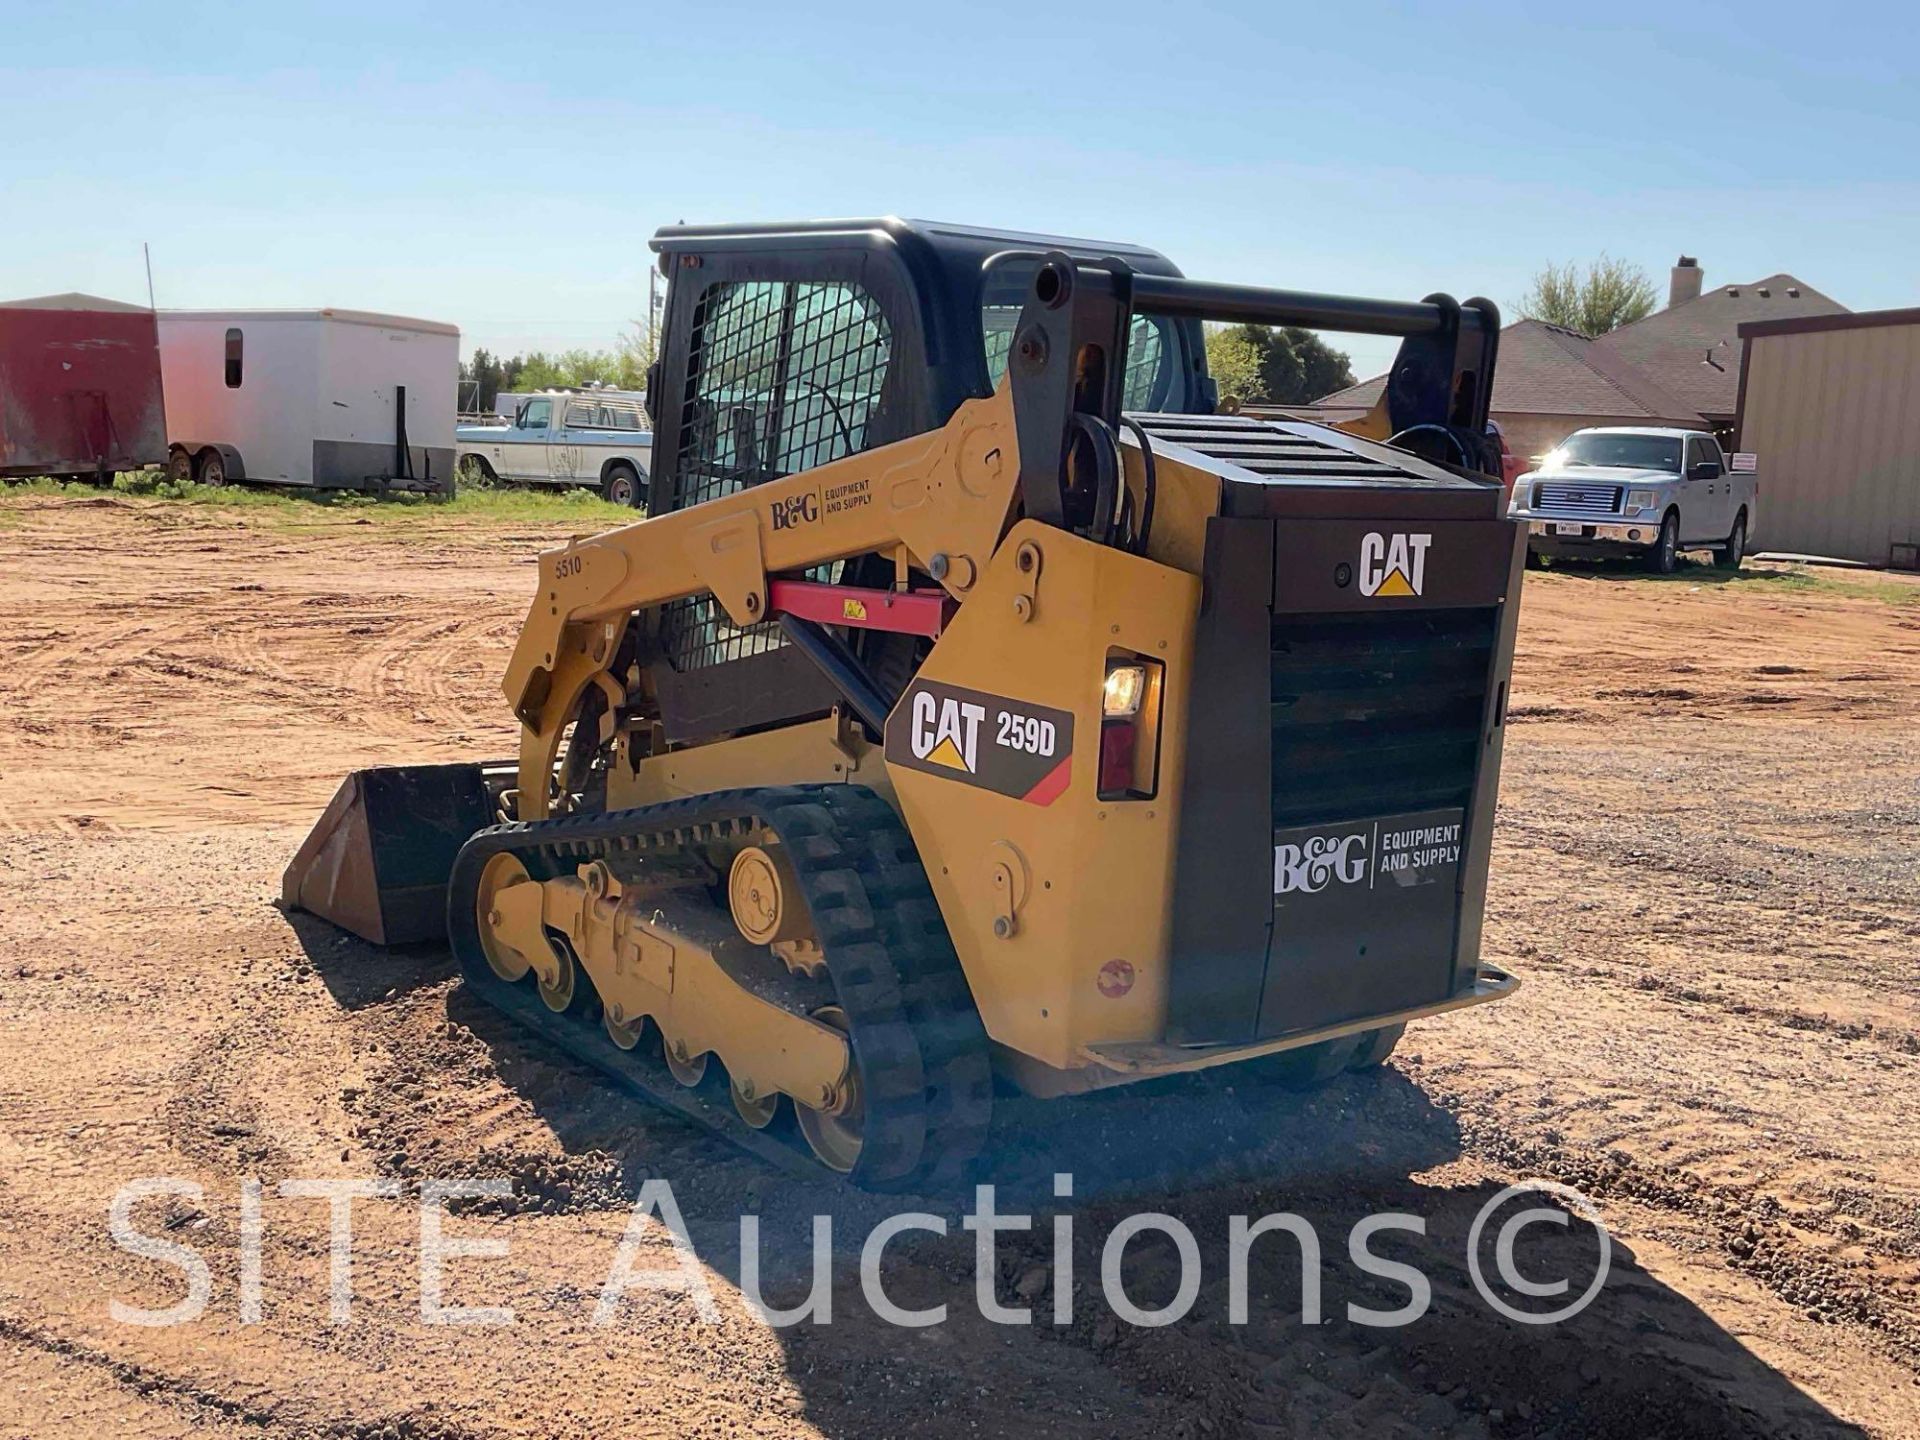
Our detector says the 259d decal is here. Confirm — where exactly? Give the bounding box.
[885,679,1074,805]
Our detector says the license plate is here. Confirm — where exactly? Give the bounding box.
[1553,522,1585,537]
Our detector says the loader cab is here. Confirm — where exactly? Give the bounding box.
[642,217,1212,742]
[646,217,1210,502]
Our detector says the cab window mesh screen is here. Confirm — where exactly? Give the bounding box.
[982,307,1170,411]
[661,279,894,670]
[1120,318,1165,410]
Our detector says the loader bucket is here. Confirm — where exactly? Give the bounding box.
[282,763,494,945]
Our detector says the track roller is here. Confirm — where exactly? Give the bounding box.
[664,1038,708,1087]
[731,1075,779,1130]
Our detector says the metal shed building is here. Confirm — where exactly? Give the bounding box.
[1736,308,1920,568]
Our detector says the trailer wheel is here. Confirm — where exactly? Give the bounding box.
[197,450,227,487]
[601,462,643,508]
[166,448,195,485]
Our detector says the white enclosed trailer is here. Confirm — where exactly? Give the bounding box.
[157,309,458,492]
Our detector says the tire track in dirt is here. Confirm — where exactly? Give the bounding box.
[336,613,511,741]
[1449,1103,1920,1366]
[0,1319,489,1440]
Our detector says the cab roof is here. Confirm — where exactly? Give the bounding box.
[650,216,1186,277]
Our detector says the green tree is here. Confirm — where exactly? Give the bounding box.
[500,321,657,394]
[1518,256,1658,336]
[458,347,509,410]
[459,322,659,412]
[1204,324,1355,405]
[1285,326,1355,402]
[1203,324,1270,404]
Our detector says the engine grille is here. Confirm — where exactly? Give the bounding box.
[1533,481,1623,514]
[1269,608,1495,829]
[1133,413,1475,488]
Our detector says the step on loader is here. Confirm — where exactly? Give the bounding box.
[284,218,1525,1189]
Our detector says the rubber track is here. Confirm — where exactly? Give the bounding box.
[445,784,994,1193]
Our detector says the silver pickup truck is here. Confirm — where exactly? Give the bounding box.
[455,390,653,506]
[1508,426,1756,573]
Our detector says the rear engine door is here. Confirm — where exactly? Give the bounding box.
[1154,417,1523,1044]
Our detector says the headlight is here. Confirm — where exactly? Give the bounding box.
[1627,490,1657,513]
[1102,663,1147,718]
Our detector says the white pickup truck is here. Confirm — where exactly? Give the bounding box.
[1508,426,1757,574]
[455,390,653,506]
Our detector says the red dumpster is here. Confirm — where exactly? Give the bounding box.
[0,293,167,481]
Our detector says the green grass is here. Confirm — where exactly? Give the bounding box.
[0,469,639,527]
[1542,555,1920,605]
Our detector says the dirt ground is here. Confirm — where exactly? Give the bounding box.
[0,492,1915,1439]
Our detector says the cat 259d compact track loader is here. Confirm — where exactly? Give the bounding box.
[285,218,1525,1190]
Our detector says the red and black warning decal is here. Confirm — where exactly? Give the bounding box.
[884,679,1074,806]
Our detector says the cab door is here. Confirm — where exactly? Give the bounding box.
[513,398,554,481]
[549,399,590,484]
[1684,436,1730,540]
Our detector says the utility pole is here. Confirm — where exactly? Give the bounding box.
[647,267,662,358]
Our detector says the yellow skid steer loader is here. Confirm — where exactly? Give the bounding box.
[285,219,1523,1189]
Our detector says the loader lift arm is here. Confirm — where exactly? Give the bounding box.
[502,384,1027,818]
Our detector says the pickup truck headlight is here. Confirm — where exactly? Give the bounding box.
[1627,489,1657,513]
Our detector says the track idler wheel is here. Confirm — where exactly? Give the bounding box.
[796,1005,864,1173]
[474,853,534,982]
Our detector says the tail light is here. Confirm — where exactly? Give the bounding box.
[1098,656,1163,800]
[1098,721,1137,794]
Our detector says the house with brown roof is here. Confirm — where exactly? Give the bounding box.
[1292,258,1848,461]
[1591,258,1847,432]
[1298,316,1704,464]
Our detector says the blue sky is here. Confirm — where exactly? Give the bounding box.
[5,0,1914,379]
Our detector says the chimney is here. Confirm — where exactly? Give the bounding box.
[1670,256,1703,308]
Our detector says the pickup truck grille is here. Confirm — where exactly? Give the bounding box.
[1533,481,1623,514]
